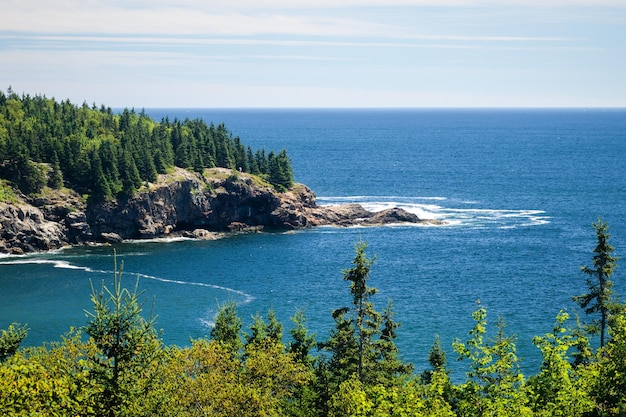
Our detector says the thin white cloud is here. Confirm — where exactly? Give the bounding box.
[2,0,623,107]
[80,0,626,9]
[1,4,390,37]
[1,34,572,47]
[2,0,623,38]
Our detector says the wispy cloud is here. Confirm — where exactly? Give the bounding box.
[1,34,573,47]
[2,0,623,107]
[3,0,622,38]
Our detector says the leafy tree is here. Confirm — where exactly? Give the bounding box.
[0,330,100,415]
[453,306,531,416]
[590,304,626,415]
[526,311,595,416]
[162,337,310,417]
[573,218,620,348]
[0,323,28,362]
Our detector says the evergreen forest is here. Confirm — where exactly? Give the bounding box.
[0,89,294,201]
[1,220,625,417]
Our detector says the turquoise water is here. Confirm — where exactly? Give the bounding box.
[1,109,625,376]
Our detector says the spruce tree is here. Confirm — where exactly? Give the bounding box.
[268,149,294,192]
[0,323,28,362]
[84,253,162,417]
[48,151,64,189]
[323,241,411,387]
[573,218,619,348]
[289,309,317,367]
[210,300,243,352]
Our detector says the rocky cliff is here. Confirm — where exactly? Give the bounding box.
[0,167,439,254]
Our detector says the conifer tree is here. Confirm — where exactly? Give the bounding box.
[344,241,378,383]
[84,253,162,417]
[210,300,243,352]
[289,309,317,367]
[119,149,142,196]
[573,218,620,348]
[0,323,28,362]
[48,151,63,189]
[421,334,448,383]
[323,241,411,388]
[268,149,294,192]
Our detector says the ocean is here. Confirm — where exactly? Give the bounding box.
[1,108,625,377]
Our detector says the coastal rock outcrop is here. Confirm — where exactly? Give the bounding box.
[0,203,67,254]
[0,167,439,254]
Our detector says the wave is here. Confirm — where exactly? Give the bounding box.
[133,273,254,305]
[0,258,97,272]
[317,196,550,229]
[0,258,254,305]
[317,195,447,203]
[125,236,197,244]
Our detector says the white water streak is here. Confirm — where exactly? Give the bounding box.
[318,196,550,229]
[0,259,254,305]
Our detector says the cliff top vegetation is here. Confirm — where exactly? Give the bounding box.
[0,88,294,203]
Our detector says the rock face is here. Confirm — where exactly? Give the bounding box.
[0,167,439,254]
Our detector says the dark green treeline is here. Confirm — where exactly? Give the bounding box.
[0,89,294,199]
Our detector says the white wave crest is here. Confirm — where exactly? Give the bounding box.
[0,258,254,305]
[134,273,255,305]
[317,195,550,229]
[0,258,96,272]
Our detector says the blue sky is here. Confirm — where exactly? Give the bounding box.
[1,0,625,107]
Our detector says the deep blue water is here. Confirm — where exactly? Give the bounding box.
[1,109,625,378]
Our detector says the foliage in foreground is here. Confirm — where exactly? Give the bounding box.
[0,221,624,416]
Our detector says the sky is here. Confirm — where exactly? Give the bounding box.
[1,0,625,108]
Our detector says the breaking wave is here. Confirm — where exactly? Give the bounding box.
[317,196,549,229]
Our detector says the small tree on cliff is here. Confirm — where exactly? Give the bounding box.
[268,149,294,192]
[573,218,619,348]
